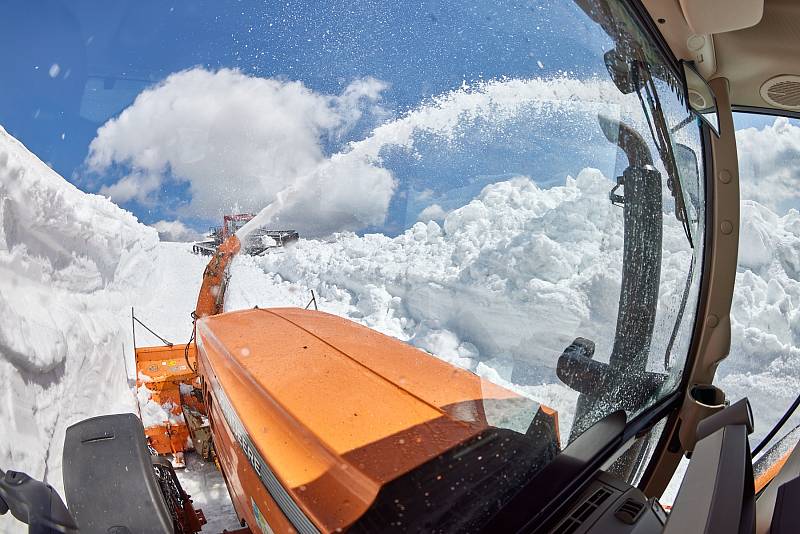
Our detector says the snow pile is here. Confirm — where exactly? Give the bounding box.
[136,385,183,427]
[0,125,158,506]
[228,169,699,439]
[716,201,800,443]
[662,202,800,504]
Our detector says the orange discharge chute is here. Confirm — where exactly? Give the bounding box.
[195,235,241,318]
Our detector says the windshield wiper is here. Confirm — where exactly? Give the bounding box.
[576,0,695,248]
[630,54,695,249]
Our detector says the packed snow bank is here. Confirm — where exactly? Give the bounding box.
[0,125,159,526]
[715,202,800,444]
[656,201,800,506]
[0,125,241,532]
[228,168,699,440]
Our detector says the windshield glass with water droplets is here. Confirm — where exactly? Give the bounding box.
[0,0,705,530]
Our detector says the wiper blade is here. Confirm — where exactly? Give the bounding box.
[632,56,695,248]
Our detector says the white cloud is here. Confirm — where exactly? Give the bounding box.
[736,117,800,213]
[87,68,393,236]
[417,203,448,222]
[150,220,201,242]
[99,171,161,205]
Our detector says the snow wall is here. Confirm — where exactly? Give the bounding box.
[0,125,158,519]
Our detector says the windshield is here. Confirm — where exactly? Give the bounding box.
[0,0,704,531]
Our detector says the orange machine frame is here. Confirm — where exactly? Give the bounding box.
[196,308,559,532]
[133,236,240,457]
[134,344,198,456]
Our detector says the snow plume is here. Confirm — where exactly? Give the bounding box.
[237,75,632,240]
[736,117,800,213]
[342,76,627,155]
[88,68,391,234]
[0,124,157,523]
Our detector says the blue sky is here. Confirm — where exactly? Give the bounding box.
[0,0,625,234]
[2,0,792,237]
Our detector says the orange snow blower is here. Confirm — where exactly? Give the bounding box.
[126,233,561,533]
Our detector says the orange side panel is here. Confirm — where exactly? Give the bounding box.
[755,447,793,493]
[135,344,199,455]
[145,423,191,456]
[538,405,561,445]
[206,372,297,533]
[136,344,198,383]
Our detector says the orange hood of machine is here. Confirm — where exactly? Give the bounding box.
[196,307,549,530]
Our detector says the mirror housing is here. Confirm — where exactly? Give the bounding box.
[604,49,642,95]
[682,60,720,136]
[675,143,701,207]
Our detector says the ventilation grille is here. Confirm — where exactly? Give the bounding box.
[551,487,613,534]
[761,75,800,110]
[688,89,708,110]
[614,498,645,525]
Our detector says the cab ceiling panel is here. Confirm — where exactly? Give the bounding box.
[641,0,800,112]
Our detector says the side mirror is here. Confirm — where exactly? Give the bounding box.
[604,49,644,95]
[556,337,666,408]
[682,60,720,136]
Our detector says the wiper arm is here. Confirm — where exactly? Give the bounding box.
[632,58,695,248]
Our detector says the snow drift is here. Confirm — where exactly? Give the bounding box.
[0,124,158,511]
[716,201,800,441]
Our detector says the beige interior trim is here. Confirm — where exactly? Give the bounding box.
[644,0,800,111]
[644,77,740,497]
[679,0,763,35]
[686,33,716,78]
[641,0,697,66]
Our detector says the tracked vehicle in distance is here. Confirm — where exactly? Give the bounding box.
[193,214,298,256]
